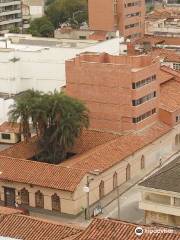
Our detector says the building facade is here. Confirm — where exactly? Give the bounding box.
[139,157,180,227]
[88,0,145,41]
[0,0,22,34]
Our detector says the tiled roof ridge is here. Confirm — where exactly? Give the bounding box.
[0,154,87,173]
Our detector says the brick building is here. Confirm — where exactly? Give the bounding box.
[88,0,145,41]
[66,53,160,133]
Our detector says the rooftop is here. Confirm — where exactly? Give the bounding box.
[76,218,180,240]
[0,122,20,134]
[160,79,180,112]
[139,156,180,193]
[0,122,171,192]
[0,212,82,240]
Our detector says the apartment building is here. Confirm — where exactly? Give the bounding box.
[139,157,180,227]
[0,0,22,34]
[66,53,160,133]
[88,0,145,41]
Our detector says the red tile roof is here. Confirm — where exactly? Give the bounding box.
[160,80,180,112]
[0,206,24,215]
[76,218,180,240]
[0,155,86,192]
[0,122,20,134]
[0,122,170,192]
[152,48,180,64]
[0,214,82,240]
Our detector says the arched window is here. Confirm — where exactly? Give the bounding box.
[175,134,180,146]
[20,188,29,205]
[126,164,131,181]
[113,172,118,189]
[99,180,104,199]
[141,155,145,170]
[51,193,61,212]
[35,190,44,208]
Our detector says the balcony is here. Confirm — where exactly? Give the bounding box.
[0,9,21,16]
[0,17,21,25]
[139,200,180,217]
[0,1,21,7]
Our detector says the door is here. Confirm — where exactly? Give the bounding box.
[4,187,15,206]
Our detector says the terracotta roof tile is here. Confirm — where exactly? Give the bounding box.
[160,80,180,112]
[0,206,24,215]
[0,122,20,134]
[0,155,86,192]
[0,123,171,192]
[0,214,82,240]
[76,218,180,240]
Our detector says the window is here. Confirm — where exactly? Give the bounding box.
[141,155,145,169]
[35,190,44,208]
[113,172,118,189]
[51,193,61,212]
[132,108,156,123]
[132,91,156,106]
[175,134,180,146]
[126,164,131,181]
[99,181,104,199]
[125,22,140,29]
[132,75,156,89]
[173,63,180,71]
[1,133,11,140]
[20,188,29,205]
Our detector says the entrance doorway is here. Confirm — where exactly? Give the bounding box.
[4,187,15,206]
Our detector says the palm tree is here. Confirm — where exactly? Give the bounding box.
[9,90,89,164]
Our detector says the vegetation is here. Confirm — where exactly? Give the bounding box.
[9,90,89,164]
[46,0,88,28]
[28,16,54,37]
[9,26,21,34]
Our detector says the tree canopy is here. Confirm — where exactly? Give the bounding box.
[46,0,88,28]
[9,90,89,164]
[28,16,54,37]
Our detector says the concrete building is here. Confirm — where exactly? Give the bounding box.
[0,34,124,94]
[88,0,145,41]
[139,156,180,227]
[0,0,22,34]
[145,8,180,37]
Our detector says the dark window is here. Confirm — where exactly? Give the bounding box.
[1,133,11,140]
[20,188,29,205]
[35,190,44,208]
[51,193,61,212]
[176,116,179,122]
[99,181,105,199]
[113,172,118,189]
[132,108,156,123]
[132,75,156,89]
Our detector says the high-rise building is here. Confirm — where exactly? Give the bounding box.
[88,0,145,41]
[0,0,22,34]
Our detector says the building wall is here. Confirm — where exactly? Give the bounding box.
[66,53,160,133]
[0,37,121,94]
[0,132,20,144]
[88,0,115,32]
[0,123,179,215]
[88,0,145,40]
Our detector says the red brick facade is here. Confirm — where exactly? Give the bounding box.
[88,0,145,41]
[66,53,160,133]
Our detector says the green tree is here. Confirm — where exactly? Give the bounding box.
[28,16,54,37]
[8,90,89,164]
[9,26,21,34]
[46,0,88,28]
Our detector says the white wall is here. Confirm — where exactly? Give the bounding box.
[0,38,122,94]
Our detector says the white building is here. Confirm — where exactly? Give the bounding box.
[0,34,126,94]
[0,0,22,34]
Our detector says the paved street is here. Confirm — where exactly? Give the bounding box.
[102,185,144,224]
